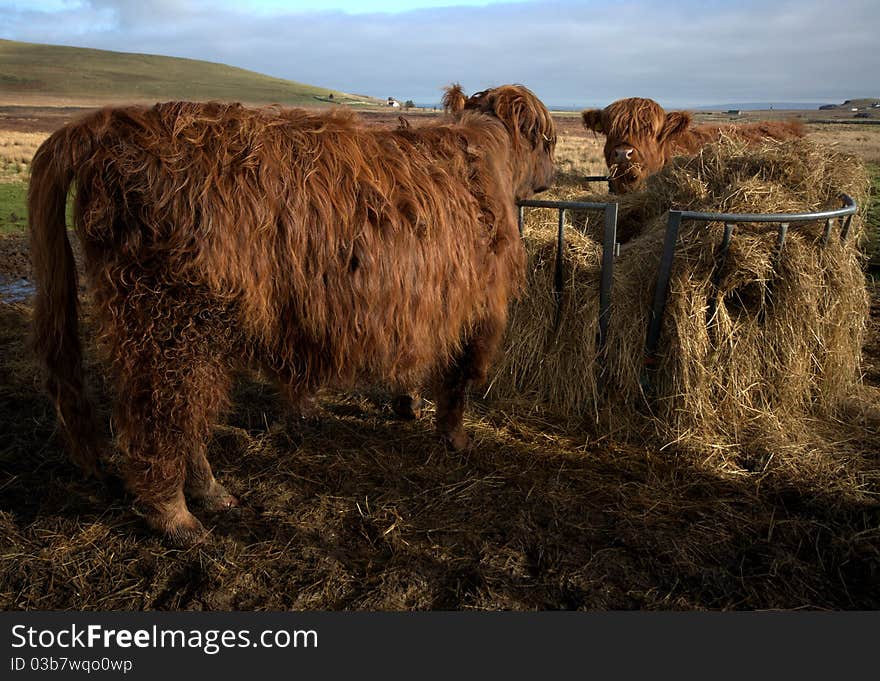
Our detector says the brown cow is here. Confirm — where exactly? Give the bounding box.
[29,85,557,545]
[582,97,805,193]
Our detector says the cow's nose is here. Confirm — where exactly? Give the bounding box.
[613,147,634,163]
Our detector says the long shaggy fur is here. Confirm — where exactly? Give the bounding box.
[29,86,556,542]
[582,97,805,193]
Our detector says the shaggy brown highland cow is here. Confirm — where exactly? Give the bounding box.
[29,84,557,545]
[581,97,805,193]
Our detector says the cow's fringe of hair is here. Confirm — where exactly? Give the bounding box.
[463,85,557,150]
[599,97,669,138]
[443,83,556,149]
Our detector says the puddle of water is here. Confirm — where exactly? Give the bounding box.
[0,277,35,303]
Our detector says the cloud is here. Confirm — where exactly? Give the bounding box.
[2,0,878,107]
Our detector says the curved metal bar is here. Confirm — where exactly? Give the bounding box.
[641,194,859,395]
[518,198,616,211]
[671,193,856,224]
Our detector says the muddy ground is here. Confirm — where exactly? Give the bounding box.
[1,108,878,611]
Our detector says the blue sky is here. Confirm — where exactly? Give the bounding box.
[236,0,533,12]
[2,0,878,107]
[7,0,532,13]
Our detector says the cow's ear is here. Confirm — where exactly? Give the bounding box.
[442,83,467,113]
[660,111,691,142]
[581,109,604,134]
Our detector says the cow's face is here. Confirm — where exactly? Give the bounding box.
[522,121,557,198]
[462,84,557,199]
[582,98,691,193]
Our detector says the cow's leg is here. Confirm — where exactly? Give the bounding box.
[435,361,471,451]
[435,316,505,450]
[270,362,322,427]
[184,413,238,513]
[390,391,424,420]
[113,324,233,546]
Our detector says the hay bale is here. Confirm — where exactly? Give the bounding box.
[488,136,871,450]
[613,219,867,446]
[646,135,870,216]
[487,222,603,417]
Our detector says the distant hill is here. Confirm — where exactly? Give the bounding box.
[818,98,880,111]
[0,39,381,107]
[694,102,831,111]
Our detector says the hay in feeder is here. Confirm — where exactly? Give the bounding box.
[487,136,871,451]
[487,223,603,418]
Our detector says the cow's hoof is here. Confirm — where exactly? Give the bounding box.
[391,394,423,420]
[166,517,210,548]
[287,394,324,425]
[194,481,239,513]
[441,429,471,452]
[146,508,209,548]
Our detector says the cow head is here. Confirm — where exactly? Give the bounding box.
[454,84,557,200]
[581,97,691,193]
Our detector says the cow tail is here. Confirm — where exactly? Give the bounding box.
[29,128,102,477]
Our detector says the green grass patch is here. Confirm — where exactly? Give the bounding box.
[0,38,382,107]
[0,179,78,235]
[0,181,27,235]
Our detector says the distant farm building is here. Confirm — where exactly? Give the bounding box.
[387,97,401,108]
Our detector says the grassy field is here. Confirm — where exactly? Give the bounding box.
[0,183,26,235]
[1,109,879,611]
[809,124,880,164]
[0,39,380,107]
[0,129,41,234]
